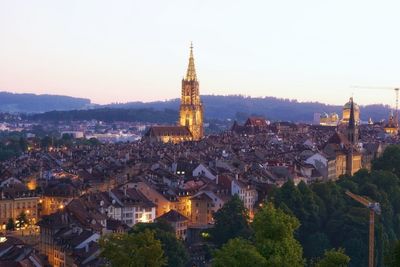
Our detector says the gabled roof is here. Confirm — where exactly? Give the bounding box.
[157,209,188,222]
[245,117,268,127]
[327,132,350,146]
[190,191,214,202]
[37,211,68,229]
[111,188,155,208]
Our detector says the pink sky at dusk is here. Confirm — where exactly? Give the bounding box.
[1,0,400,107]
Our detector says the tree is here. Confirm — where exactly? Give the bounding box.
[213,238,267,267]
[372,145,400,177]
[274,180,323,258]
[316,248,350,267]
[6,218,15,231]
[303,232,331,260]
[252,202,304,267]
[385,241,400,267]
[131,220,189,267]
[16,211,28,228]
[211,194,250,246]
[269,146,400,267]
[99,229,166,267]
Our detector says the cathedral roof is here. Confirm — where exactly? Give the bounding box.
[145,126,192,137]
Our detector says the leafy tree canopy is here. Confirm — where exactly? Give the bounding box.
[213,238,267,267]
[315,248,350,267]
[211,194,251,246]
[99,229,166,267]
[385,241,400,267]
[372,145,400,177]
[252,202,304,267]
[131,220,189,267]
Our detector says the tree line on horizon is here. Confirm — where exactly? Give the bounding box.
[105,95,393,122]
[0,93,393,122]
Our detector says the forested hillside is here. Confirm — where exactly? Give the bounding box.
[0,92,392,122]
[27,95,393,124]
[271,145,400,266]
[0,92,90,112]
[107,95,392,122]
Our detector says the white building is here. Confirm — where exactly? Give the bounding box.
[231,178,258,218]
[109,187,156,227]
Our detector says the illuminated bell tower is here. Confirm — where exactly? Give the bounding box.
[179,43,204,140]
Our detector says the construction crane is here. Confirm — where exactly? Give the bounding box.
[351,86,399,126]
[345,190,381,267]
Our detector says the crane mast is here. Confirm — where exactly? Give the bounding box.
[395,88,399,127]
[345,190,381,267]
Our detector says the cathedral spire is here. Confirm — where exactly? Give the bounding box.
[185,42,197,81]
[347,97,359,145]
[180,42,203,140]
[348,97,355,129]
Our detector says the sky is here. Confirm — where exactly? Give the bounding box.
[0,0,400,106]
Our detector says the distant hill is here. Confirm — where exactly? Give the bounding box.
[0,91,91,113]
[106,95,392,123]
[28,108,178,124]
[0,92,392,122]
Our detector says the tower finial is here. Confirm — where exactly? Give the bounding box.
[185,42,197,81]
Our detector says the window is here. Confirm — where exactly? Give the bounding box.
[186,114,190,126]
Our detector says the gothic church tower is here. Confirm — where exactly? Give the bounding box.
[179,43,204,140]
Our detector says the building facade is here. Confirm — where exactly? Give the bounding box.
[0,190,39,229]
